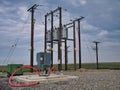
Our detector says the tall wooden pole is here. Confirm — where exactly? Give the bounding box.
[44,15,47,52]
[27,4,38,72]
[73,21,76,70]
[51,11,53,67]
[59,7,62,71]
[65,39,68,70]
[78,20,81,69]
[76,17,84,69]
[93,41,100,69]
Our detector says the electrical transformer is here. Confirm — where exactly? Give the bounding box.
[46,30,51,42]
[36,52,51,68]
[62,26,68,39]
[53,28,59,41]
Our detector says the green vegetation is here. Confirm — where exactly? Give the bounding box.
[0,76,6,78]
[58,62,120,70]
[0,62,120,72]
[0,66,6,72]
[97,62,120,69]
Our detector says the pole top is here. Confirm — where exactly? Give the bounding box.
[93,41,100,43]
[27,4,39,12]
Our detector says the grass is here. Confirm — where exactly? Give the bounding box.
[0,62,120,72]
[98,62,120,69]
[0,76,6,78]
[58,62,120,70]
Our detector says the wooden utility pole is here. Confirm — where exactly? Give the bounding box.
[59,7,62,71]
[77,17,84,69]
[93,41,100,69]
[51,11,54,67]
[63,23,73,71]
[78,20,81,69]
[44,15,47,53]
[27,4,39,72]
[73,21,76,70]
[65,39,67,70]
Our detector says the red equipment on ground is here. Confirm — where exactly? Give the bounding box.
[9,66,40,87]
[9,65,56,87]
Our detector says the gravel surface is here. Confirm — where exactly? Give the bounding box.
[0,69,120,90]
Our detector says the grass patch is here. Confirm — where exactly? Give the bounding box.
[98,62,120,69]
[0,62,120,72]
[55,62,120,70]
[0,76,6,78]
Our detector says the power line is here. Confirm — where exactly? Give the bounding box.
[83,33,93,63]
[2,14,30,65]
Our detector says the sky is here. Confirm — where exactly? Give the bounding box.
[0,0,120,65]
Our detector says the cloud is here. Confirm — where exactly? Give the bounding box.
[34,24,45,38]
[98,30,108,37]
[68,0,87,7]
[0,0,11,5]
[82,21,98,31]
[103,41,120,48]
[0,8,4,13]
[0,0,120,65]
[85,0,120,30]
[17,6,29,21]
[79,0,87,5]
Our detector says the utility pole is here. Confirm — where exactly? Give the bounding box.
[59,7,62,71]
[27,4,39,72]
[73,17,84,69]
[65,39,67,70]
[51,11,54,67]
[72,16,84,70]
[44,15,47,53]
[73,21,76,70]
[63,23,73,71]
[77,17,84,69]
[93,41,100,69]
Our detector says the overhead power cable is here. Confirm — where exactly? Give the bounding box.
[2,14,30,65]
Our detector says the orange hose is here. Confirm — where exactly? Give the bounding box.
[9,66,40,87]
[48,66,56,75]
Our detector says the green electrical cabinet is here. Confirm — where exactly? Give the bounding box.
[7,64,23,77]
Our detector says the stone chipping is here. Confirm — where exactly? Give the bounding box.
[0,69,120,90]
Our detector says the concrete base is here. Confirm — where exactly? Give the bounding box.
[14,74,78,84]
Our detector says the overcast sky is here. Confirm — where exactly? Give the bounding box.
[0,0,120,65]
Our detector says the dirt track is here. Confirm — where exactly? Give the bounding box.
[0,69,120,90]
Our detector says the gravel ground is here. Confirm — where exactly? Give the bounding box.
[0,69,120,90]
